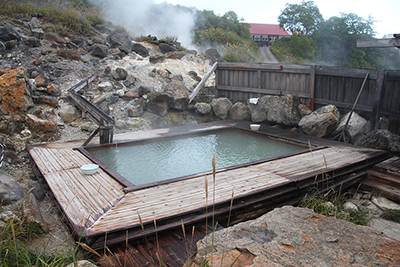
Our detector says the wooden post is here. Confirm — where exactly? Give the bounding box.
[99,126,114,144]
[371,70,385,130]
[309,65,316,110]
[189,62,218,103]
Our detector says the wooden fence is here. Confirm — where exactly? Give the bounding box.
[214,62,400,135]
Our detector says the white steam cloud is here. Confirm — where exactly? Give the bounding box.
[90,0,196,47]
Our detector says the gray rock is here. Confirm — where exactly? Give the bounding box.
[81,54,93,63]
[108,94,119,104]
[170,95,189,111]
[112,67,128,80]
[229,102,250,120]
[190,206,400,266]
[142,112,168,128]
[97,81,113,91]
[0,171,27,204]
[59,105,80,123]
[370,218,400,242]
[90,44,108,58]
[298,103,312,117]
[194,102,211,115]
[80,122,97,132]
[28,17,44,39]
[0,41,5,51]
[106,30,133,51]
[28,179,45,201]
[115,119,127,129]
[127,99,144,117]
[25,37,41,47]
[204,48,222,62]
[123,75,136,88]
[22,193,48,232]
[159,43,177,53]
[163,78,190,111]
[355,129,400,153]
[126,117,148,128]
[147,101,169,117]
[249,95,302,126]
[332,112,371,143]
[132,43,149,57]
[0,26,21,41]
[0,211,19,222]
[210,97,232,120]
[248,98,267,122]
[299,105,340,137]
[343,201,358,212]
[149,53,166,64]
[371,196,400,211]
[138,86,151,97]
[65,260,98,267]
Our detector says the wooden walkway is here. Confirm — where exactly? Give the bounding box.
[27,121,389,248]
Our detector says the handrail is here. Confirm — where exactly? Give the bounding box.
[67,75,115,127]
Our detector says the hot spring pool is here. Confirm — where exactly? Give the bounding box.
[84,128,307,186]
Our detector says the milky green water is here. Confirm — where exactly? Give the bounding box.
[87,129,305,186]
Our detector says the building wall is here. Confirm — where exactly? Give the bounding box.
[252,34,284,47]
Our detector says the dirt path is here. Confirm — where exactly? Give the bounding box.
[259,46,280,63]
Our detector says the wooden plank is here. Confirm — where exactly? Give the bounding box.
[357,38,400,48]
[189,62,217,103]
[315,65,379,79]
[309,65,315,110]
[371,70,385,130]
[216,85,311,98]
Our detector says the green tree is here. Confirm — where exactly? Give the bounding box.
[312,13,376,68]
[278,0,323,35]
[271,33,318,64]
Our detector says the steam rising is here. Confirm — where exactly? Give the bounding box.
[89,0,196,46]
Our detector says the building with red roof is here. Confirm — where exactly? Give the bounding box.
[249,23,291,47]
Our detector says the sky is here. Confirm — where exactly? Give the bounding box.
[155,0,399,38]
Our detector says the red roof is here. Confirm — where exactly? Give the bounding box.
[249,24,291,36]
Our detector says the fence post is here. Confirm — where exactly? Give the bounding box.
[309,65,316,110]
[371,70,385,130]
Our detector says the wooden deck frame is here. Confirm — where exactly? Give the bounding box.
[27,120,389,248]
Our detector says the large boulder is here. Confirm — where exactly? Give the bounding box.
[211,97,233,120]
[299,105,340,137]
[132,43,149,57]
[229,102,251,120]
[28,17,44,39]
[355,129,400,153]
[106,30,133,52]
[90,44,108,58]
[25,114,57,132]
[163,77,190,111]
[0,26,21,42]
[59,105,80,123]
[249,95,302,126]
[159,43,178,53]
[332,112,371,143]
[204,48,222,62]
[194,102,212,115]
[147,100,169,117]
[0,171,27,204]
[127,99,144,117]
[0,67,33,114]
[189,206,400,266]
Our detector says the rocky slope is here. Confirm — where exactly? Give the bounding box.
[1,12,400,265]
